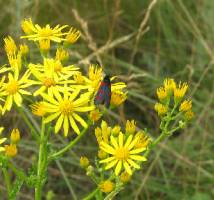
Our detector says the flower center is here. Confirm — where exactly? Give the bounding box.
[59,100,73,115]
[43,77,56,87]
[6,80,19,94]
[115,147,129,160]
[39,27,53,37]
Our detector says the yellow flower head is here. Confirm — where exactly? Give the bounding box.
[31,102,47,117]
[100,132,147,175]
[65,28,81,44]
[8,52,22,71]
[41,89,94,136]
[184,110,194,121]
[5,144,17,157]
[95,121,111,145]
[179,100,192,112]
[174,82,188,103]
[2,68,32,114]
[120,171,131,183]
[110,91,127,107]
[80,156,90,168]
[157,86,167,102]
[21,18,35,35]
[99,180,115,193]
[39,40,50,52]
[21,19,69,42]
[154,103,168,116]
[4,36,17,56]
[10,129,20,144]
[89,65,103,82]
[19,44,29,56]
[126,120,136,135]
[111,125,121,137]
[55,48,69,62]
[134,131,151,149]
[164,78,176,94]
[73,72,85,84]
[89,109,102,122]
[98,150,108,159]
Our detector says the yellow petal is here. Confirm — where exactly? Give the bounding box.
[69,115,80,134]
[124,161,132,175]
[129,155,147,162]
[118,132,124,148]
[127,159,140,169]
[100,142,115,155]
[14,93,22,106]
[72,113,88,128]
[129,147,146,154]
[100,156,115,163]
[110,136,119,149]
[127,136,139,150]
[55,114,64,133]
[115,160,122,175]
[74,106,95,112]
[63,116,69,137]
[124,135,133,148]
[0,138,7,144]
[105,159,118,170]
[44,112,60,123]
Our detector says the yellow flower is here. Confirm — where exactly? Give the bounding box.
[120,171,131,183]
[154,103,168,116]
[174,82,188,103]
[156,86,167,102]
[31,102,47,117]
[99,180,115,193]
[10,129,20,144]
[0,127,4,135]
[4,36,17,56]
[126,120,136,135]
[0,76,6,104]
[2,68,32,114]
[111,125,121,136]
[21,18,35,35]
[95,120,111,145]
[65,28,81,44]
[41,89,94,136]
[4,144,17,157]
[19,44,29,56]
[21,18,68,42]
[39,40,50,52]
[80,156,90,168]
[179,100,192,112]
[8,52,22,71]
[98,150,108,159]
[184,110,194,121]
[28,58,78,96]
[89,109,102,122]
[134,131,151,149]
[73,72,85,84]
[110,90,127,107]
[55,48,69,62]
[164,78,176,94]
[100,132,147,175]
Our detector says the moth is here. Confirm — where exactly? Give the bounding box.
[94,75,111,108]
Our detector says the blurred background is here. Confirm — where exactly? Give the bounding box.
[0,0,214,199]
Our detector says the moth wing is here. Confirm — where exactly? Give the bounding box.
[103,84,111,108]
[94,86,105,105]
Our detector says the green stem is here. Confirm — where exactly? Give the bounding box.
[83,188,99,200]
[104,184,124,200]
[2,168,11,198]
[35,119,47,200]
[48,122,91,161]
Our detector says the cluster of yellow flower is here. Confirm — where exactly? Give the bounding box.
[0,18,127,137]
[0,128,20,157]
[95,120,151,175]
[154,78,194,121]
